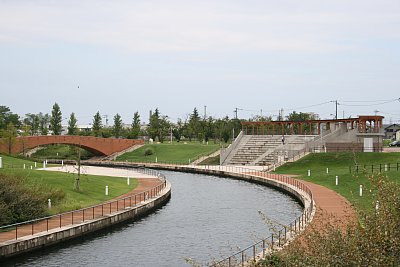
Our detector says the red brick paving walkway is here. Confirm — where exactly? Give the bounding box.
[302,180,357,229]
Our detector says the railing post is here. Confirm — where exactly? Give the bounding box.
[32,222,34,235]
[241,251,244,266]
[15,225,17,240]
[271,234,274,249]
[47,218,49,231]
[262,240,266,257]
[93,207,95,219]
[284,226,287,242]
[59,214,62,228]
[278,230,281,247]
[253,245,256,261]
[83,209,85,222]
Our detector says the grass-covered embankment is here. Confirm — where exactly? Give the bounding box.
[31,144,94,160]
[275,152,400,211]
[117,141,220,164]
[0,154,138,223]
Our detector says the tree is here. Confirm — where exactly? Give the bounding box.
[286,111,317,134]
[50,102,62,135]
[0,123,17,154]
[24,113,40,135]
[158,115,170,143]
[92,111,102,137]
[113,113,123,138]
[38,113,50,135]
[67,112,78,135]
[20,124,31,156]
[0,106,20,131]
[148,108,160,141]
[188,108,201,141]
[173,119,184,142]
[129,111,141,139]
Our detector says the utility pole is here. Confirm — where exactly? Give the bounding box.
[330,100,338,120]
[234,108,238,119]
[335,100,338,120]
[204,105,207,120]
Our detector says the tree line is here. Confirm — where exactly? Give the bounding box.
[0,104,316,143]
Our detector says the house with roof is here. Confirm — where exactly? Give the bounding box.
[383,124,400,139]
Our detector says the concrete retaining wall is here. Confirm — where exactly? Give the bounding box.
[0,181,171,260]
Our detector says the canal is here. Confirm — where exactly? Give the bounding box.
[4,170,302,267]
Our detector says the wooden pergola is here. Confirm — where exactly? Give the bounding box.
[241,116,384,136]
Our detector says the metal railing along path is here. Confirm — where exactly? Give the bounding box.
[196,165,315,267]
[0,166,167,243]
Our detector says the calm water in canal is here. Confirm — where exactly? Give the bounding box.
[4,170,302,267]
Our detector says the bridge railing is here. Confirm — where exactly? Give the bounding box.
[0,166,167,243]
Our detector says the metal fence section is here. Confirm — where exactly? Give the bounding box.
[197,165,315,267]
[350,162,400,173]
[0,165,167,243]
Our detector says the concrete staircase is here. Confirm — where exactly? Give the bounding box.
[225,135,318,166]
[229,136,282,165]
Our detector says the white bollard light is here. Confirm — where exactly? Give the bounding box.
[326,168,329,174]
[335,176,338,186]
[375,200,379,212]
[61,160,64,167]
[48,199,52,209]
[43,161,46,169]
[127,177,130,185]
[30,166,33,169]
[23,164,26,169]
[385,164,388,172]
[307,170,311,177]
[34,162,37,168]
[359,185,363,196]
[0,157,2,168]
[189,158,191,164]
[105,185,109,196]
[155,157,158,163]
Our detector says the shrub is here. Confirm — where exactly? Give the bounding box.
[144,148,154,156]
[0,173,65,226]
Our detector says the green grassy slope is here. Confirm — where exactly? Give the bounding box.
[275,152,400,211]
[117,141,220,164]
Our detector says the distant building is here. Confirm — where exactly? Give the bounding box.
[396,129,400,141]
[61,124,92,135]
[383,124,400,139]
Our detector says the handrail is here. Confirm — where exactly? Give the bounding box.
[0,165,167,242]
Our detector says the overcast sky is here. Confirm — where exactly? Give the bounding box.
[1,0,399,124]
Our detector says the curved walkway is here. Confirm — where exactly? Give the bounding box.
[302,181,357,229]
[0,168,160,244]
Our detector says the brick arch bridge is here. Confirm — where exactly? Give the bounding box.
[0,136,144,156]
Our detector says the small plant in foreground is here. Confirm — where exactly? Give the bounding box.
[258,173,400,267]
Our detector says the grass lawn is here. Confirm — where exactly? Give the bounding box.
[31,144,94,160]
[117,141,221,164]
[275,152,400,212]
[0,154,138,214]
